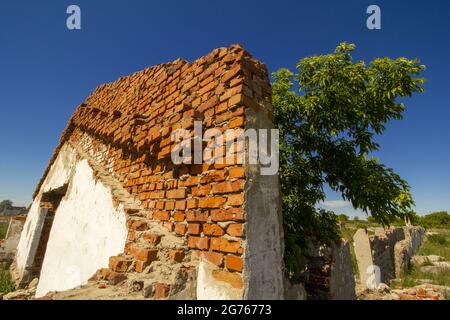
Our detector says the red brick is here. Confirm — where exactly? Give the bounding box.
[198,96,219,113]
[188,236,210,250]
[198,196,226,208]
[98,283,106,289]
[174,223,187,235]
[199,251,224,266]
[221,65,242,84]
[187,223,202,235]
[142,233,162,245]
[148,191,165,199]
[216,107,244,124]
[173,211,185,222]
[210,238,241,254]
[228,167,245,179]
[186,198,198,209]
[175,200,186,210]
[198,79,216,96]
[154,283,171,299]
[129,220,149,231]
[210,208,244,221]
[203,223,225,236]
[165,201,175,210]
[109,256,132,273]
[226,193,244,206]
[169,249,185,263]
[135,260,148,273]
[128,230,136,241]
[228,93,243,106]
[166,189,186,199]
[131,247,159,263]
[192,185,212,197]
[228,116,244,129]
[215,101,229,114]
[200,170,227,184]
[186,210,209,222]
[181,176,200,187]
[155,201,165,210]
[153,211,170,221]
[211,180,244,194]
[182,77,198,93]
[225,255,243,272]
[98,268,111,280]
[227,223,244,237]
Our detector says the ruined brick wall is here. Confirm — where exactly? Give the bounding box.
[394,227,425,277]
[25,45,284,299]
[354,226,424,288]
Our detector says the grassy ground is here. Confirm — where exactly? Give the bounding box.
[0,220,8,239]
[0,217,15,295]
[416,229,450,261]
[339,223,360,280]
[0,263,15,294]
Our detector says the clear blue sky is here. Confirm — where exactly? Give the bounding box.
[0,0,449,217]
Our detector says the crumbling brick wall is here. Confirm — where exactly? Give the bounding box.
[20,45,284,299]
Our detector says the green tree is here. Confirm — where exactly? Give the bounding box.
[420,211,450,228]
[0,200,13,212]
[337,214,349,222]
[272,42,425,277]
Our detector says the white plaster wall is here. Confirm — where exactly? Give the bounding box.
[14,143,128,297]
[196,260,243,300]
[15,144,79,279]
[35,159,127,297]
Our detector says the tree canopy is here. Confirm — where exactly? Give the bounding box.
[0,200,13,212]
[272,42,425,276]
[420,211,450,228]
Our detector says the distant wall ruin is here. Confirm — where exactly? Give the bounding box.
[0,216,26,267]
[12,45,285,299]
[353,226,425,288]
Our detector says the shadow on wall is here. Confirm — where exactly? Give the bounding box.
[302,239,356,300]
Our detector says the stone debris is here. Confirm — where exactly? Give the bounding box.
[2,288,36,300]
[358,283,448,300]
[411,254,450,273]
[27,278,39,290]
